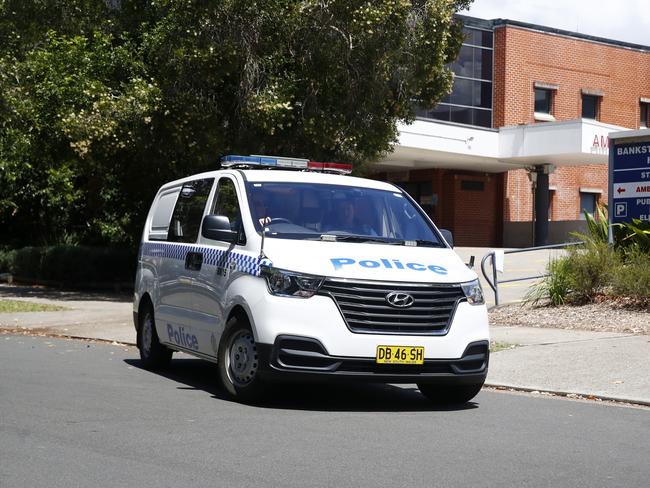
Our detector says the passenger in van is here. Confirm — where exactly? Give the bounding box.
[335,199,377,236]
[301,191,323,231]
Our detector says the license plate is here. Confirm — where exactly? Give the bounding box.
[376,345,424,365]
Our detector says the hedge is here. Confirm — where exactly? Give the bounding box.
[0,245,137,288]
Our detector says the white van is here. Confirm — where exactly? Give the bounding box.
[133,155,489,404]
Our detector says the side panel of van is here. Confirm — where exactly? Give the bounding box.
[141,179,215,355]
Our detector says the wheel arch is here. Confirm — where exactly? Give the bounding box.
[219,303,257,349]
[226,304,251,330]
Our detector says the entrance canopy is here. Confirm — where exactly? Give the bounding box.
[376,118,628,172]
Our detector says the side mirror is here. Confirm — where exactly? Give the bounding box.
[440,229,454,248]
[201,215,237,243]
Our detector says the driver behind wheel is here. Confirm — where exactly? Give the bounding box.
[252,195,272,227]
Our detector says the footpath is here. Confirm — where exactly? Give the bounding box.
[1,283,649,406]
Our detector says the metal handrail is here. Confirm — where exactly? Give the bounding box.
[480,241,583,306]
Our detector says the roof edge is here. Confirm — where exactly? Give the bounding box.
[456,14,650,53]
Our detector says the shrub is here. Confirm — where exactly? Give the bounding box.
[12,246,45,279]
[565,241,619,302]
[0,249,17,273]
[611,246,650,301]
[525,256,573,306]
[582,205,608,243]
[4,245,137,286]
[525,241,621,305]
[615,218,650,253]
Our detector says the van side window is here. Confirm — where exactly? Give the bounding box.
[167,178,214,243]
[212,178,245,244]
[149,189,180,240]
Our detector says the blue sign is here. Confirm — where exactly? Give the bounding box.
[610,140,650,223]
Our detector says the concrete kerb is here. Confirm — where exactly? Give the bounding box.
[0,329,136,348]
[484,383,650,409]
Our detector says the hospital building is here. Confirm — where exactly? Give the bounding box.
[372,15,650,247]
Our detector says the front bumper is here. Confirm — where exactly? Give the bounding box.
[257,335,489,384]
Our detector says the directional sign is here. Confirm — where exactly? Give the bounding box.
[610,140,650,223]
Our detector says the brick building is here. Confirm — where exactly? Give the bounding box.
[372,15,650,247]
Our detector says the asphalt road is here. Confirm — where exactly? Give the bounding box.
[1,336,648,488]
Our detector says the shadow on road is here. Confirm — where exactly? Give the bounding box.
[124,357,479,413]
[0,284,132,302]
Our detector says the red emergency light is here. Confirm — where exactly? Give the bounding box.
[307,161,353,174]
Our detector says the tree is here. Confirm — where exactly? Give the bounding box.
[0,0,470,247]
[0,31,160,245]
[141,0,469,164]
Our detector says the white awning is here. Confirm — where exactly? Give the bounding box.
[376,118,629,173]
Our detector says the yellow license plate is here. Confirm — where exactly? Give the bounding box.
[376,345,424,365]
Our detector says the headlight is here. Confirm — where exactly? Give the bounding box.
[262,267,324,298]
[461,279,485,305]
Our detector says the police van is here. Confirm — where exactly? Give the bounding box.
[133,155,489,404]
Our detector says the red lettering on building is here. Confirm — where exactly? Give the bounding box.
[592,135,610,148]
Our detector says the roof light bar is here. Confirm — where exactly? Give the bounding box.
[221,155,277,167]
[220,155,352,174]
[252,155,309,169]
[308,161,353,175]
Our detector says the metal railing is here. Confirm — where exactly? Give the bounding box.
[480,241,584,306]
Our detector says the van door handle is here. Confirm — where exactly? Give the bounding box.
[185,251,203,271]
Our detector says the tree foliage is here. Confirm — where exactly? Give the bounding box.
[0,0,471,247]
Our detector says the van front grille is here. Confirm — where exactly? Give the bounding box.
[318,279,465,335]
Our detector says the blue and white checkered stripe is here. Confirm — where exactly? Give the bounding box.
[141,242,271,276]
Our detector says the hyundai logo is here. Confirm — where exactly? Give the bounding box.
[385,292,415,308]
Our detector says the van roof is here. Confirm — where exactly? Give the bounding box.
[241,169,398,191]
[158,169,399,193]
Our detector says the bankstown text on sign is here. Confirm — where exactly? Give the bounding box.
[610,140,650,223]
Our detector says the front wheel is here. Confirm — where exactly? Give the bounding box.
[218,315,267,402]
[138,306,172,370]
[417,382,484,405]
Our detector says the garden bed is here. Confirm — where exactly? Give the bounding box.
[489,299,650,335]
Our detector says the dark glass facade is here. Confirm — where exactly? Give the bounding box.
[416,26,494,128]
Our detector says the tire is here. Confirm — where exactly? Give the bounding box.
[218,315,267,402]
[417,382,484,405]
[138,305,172,370]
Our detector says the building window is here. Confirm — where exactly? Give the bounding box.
[461,180,485,191]
[582,94,600,120]
[534,88,553,114]
[641,102,649,128]
[579,191,598,220]
[416,25,493,128]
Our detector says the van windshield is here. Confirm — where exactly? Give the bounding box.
[245,182,443,246]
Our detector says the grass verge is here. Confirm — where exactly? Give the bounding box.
[490,341,518,353]
[0,299,69,313]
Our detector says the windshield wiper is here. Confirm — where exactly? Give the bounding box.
[320,234,401,245]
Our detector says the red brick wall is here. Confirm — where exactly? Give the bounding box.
[377,169,502,247]
[494,25,650,222]
[505,166,608,221]
[451,173,501,246]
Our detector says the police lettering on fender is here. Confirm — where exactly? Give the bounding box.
[167,324,199,350]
